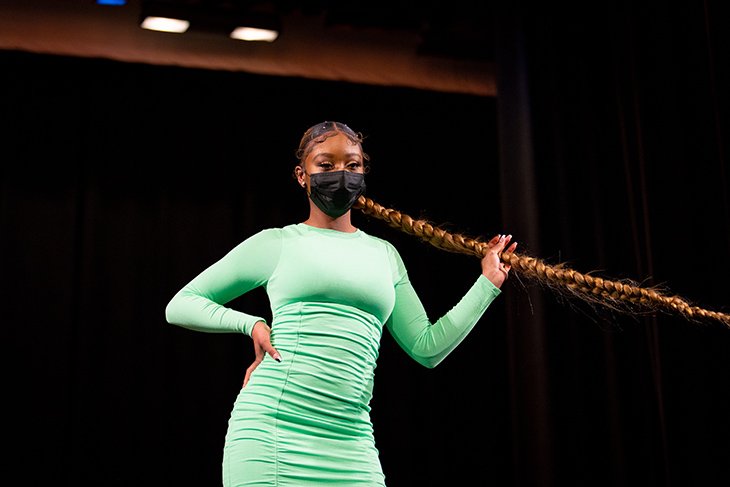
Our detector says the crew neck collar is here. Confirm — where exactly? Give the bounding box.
[297,222,363,238]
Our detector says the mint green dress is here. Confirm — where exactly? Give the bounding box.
[165,223,501,486]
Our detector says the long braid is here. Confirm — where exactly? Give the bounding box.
[354,195,730,329]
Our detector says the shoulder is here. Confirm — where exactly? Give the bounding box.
[360,231,405,262]
[360,230,397,249]
[243,223,324,245]
[360,231,409,282]
[244,226,284,242]
[230,226,289,251]
[248,223,308,237]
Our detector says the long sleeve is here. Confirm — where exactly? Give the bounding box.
[165,228,282,336]
[384,248,501,368]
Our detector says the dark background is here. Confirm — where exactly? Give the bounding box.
[3,1,729,486]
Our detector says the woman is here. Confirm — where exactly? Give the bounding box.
[165,121,517,486]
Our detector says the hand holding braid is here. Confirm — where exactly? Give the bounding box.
[481,233,517,288]
[353,195,730,329]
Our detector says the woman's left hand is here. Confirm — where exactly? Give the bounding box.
[481,234,517,288]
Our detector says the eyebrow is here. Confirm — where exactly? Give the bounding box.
[314,152,363,159]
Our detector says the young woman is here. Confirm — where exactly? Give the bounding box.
[165,121,517,486]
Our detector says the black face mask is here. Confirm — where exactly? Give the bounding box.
[308,170,366,218]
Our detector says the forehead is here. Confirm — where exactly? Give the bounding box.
[307,132,362,157]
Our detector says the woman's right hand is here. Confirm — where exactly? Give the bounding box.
[243,321,282,387]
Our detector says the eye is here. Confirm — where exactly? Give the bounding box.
[317,161,334,169]
[346,161,362,170]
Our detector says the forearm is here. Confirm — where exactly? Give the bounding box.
[165,229,280,335]
[388,275,501,368]
[165,286,265,335]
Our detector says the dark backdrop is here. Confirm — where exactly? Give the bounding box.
[3,1,729,486]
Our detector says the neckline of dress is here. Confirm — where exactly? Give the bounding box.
[297,222,363,237]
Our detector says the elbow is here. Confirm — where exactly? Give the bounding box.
[412,353,444,369]
[405,341,449,369]
[164,295,181,325]
[164,303,175,325]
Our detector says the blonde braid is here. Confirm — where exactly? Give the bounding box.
[354,195,730,329]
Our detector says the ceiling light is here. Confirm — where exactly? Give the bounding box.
[138,1,280,40]
[230,27,279,42]
[140,16,190,34]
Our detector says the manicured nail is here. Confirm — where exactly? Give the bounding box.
[274,353,282,362]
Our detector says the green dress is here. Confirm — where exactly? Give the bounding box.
[165,223,501,486]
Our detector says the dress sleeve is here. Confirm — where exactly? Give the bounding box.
[164,228,282,336]
[384,244,502,368]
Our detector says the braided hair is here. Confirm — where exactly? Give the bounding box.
[297,121,730,328]
[353,196,730,328]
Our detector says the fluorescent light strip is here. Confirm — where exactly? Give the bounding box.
[230,27,279,42]
[141,16,190,33]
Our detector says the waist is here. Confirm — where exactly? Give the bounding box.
[270,301,383,362]
[241,301,382,421]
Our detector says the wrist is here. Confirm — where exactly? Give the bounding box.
[246,319,268,336]
[482,270,504,289]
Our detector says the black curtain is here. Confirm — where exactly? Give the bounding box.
[2,50,507,487]
[3,1,728,486]
[494,1,730,487]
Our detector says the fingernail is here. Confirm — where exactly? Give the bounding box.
[274,354,282,362]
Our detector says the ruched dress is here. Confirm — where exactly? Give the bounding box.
[165,223,501,486]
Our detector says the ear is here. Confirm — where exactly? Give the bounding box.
[294,166,306,187]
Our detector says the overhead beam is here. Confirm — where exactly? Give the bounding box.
[0,0,497,97]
